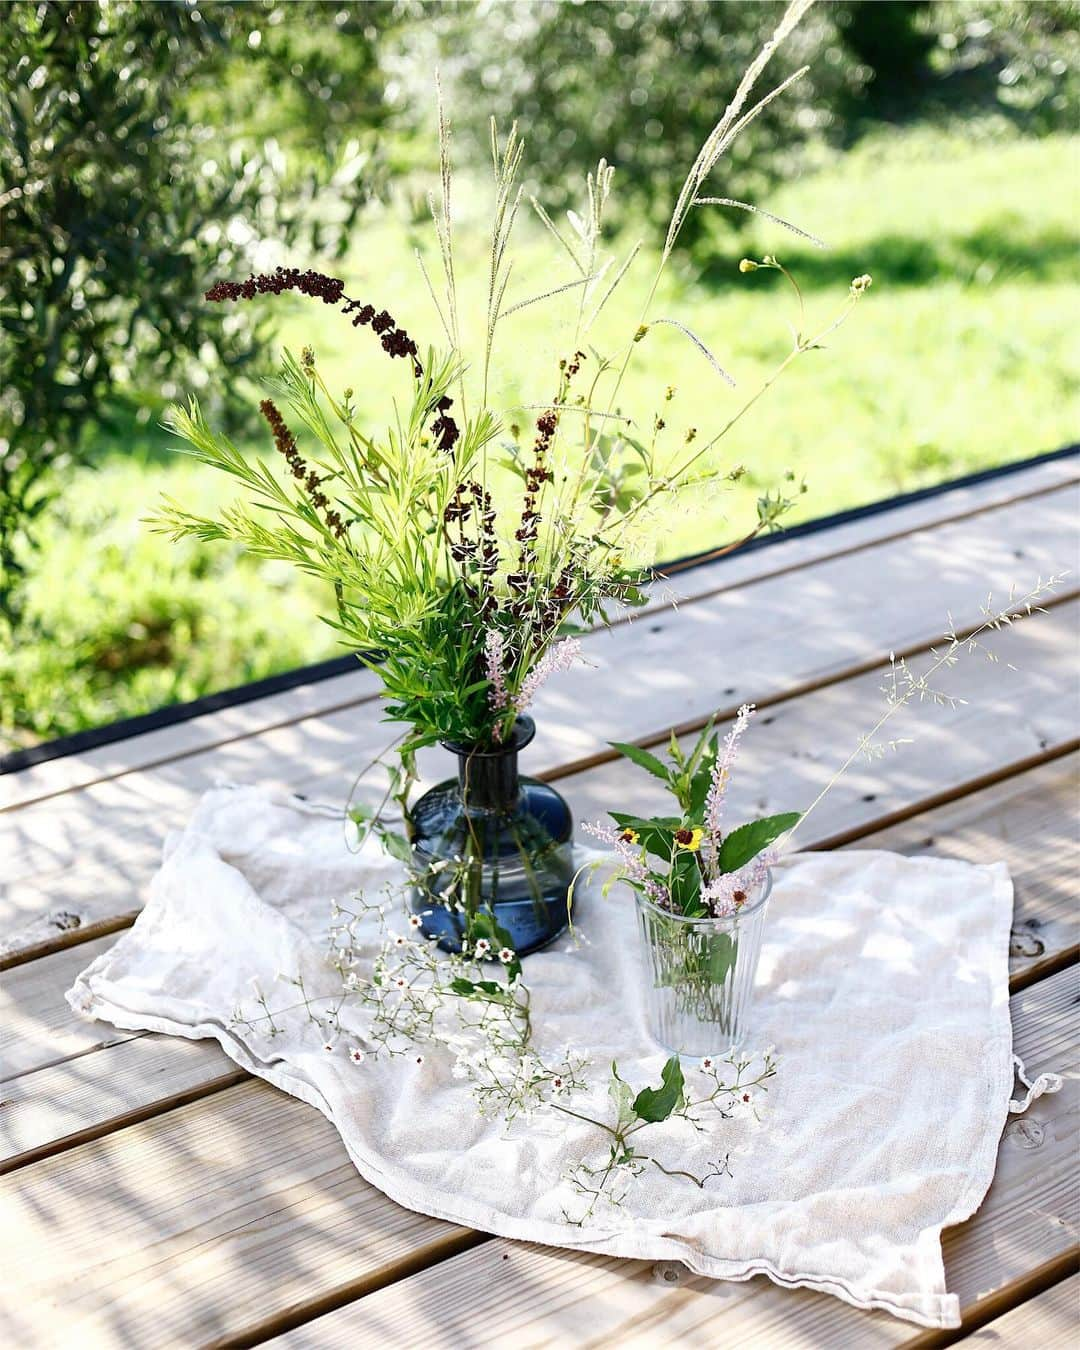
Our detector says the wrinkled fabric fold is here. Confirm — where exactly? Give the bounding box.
[68,784,1017,1329]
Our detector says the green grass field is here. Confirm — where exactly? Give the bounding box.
[7,121,1078,747]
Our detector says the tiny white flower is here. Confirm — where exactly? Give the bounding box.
[392,933,408,947]
[498,947,515,963]
[349,1047,365,1064]
[701,1057,714,1071]
[552,1076,564,1091]
[345,972,361,990]
[395,977,407,989]
[408,914,423,929]
[473,938,491,955]
[322,1041,335,1054]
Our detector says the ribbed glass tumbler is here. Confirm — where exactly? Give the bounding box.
[635,872,771,1058]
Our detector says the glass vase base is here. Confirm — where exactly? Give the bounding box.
[410,898,570,958]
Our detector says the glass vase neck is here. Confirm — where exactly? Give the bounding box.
[443,715,536,813]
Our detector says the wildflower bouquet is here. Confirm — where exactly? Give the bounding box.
[587,705,796,1052]
[150,0,869,951]
[601,706,797,917]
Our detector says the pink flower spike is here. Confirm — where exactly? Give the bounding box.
[704,703,755,861]
[484,629,511,714]
[515,637,583,711]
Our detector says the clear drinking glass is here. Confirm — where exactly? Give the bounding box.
[635,872,771,1057]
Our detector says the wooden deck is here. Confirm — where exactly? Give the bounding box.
[1,454,1077,1347]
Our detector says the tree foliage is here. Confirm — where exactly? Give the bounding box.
[445,0,868,237]
[0,0,406,627]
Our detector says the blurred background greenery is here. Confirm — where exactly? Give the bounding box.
[2,0,1077,750]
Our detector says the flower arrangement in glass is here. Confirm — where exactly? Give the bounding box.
[587,705,797,1054]
[149,1,869,960]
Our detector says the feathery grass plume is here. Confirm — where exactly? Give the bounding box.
[790,574,1069,842]
[584,240,641,331]
[529,195,585,274]
[482,117,526,402]
[648,319,736,387]
[694,198,826,248]
[663,0,816,262]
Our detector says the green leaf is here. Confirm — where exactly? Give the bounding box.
[474,979,508,998]
[686,730,718,816]
[632,1056,685,1123]
[610,741,670,783]
[377,829,412,865]
[608,1063,636,1132]
[707,932,737,985]
[668,848,702,914]
[449,977,477,997]
[717,812,801,873]
[608,812,679,861]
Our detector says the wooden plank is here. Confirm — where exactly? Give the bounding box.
[4,754,1074,1173]
[957,1273,1079,1348]
[3,486,1075,964]
[262,966,1078,1349]
[0,935,145,1080]
[0,1078,478,1349]
[0,1035,243,1174]
[6,459,1074,812]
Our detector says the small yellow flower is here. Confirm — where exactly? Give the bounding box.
[620,827,640,846]
[674,827,704,852]
[738,258,758,273]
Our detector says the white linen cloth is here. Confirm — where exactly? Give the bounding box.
[68,784,1041,1328]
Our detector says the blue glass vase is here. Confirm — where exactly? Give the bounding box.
[408,716,574,956]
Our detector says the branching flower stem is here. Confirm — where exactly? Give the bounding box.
[788,576,1068,843]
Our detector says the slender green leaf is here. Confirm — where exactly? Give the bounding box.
[610,741,671,783]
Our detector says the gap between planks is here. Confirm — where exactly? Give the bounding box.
[4,468,1075,815]
[901,1258,1080,1350]
[540,586,1079,785]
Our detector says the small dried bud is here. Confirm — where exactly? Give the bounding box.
[684,427,697,444]
[664,385,675,402]
[633,324,649,342]
[301,345,316,370]
[738,259,758,273]
[850,273,873,297]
